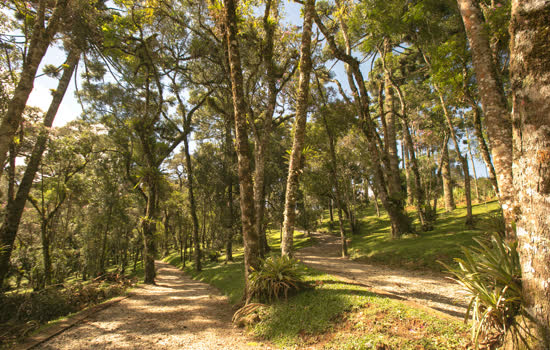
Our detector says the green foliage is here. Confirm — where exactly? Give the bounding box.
[0,277,131,347]
[442,234,523,349]
[249,255,309,302]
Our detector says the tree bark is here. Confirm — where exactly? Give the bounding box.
[0,0,68,176]
[0,50,79,289]
[510,1,550,347]
[382,41,403,200]
[223,0,261,301]
[281,0,315,257]
[457,0,514,236]
[253,0,280,257]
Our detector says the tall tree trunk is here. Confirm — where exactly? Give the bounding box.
[441,136,456,211]
[223,0,261,301]
[434,85,474,226]
[314,13,411,238]
[224,116,235,263]
[0,0,68,176]
[463,81,499,195]
[457,0,514,236]
[253,0,280,257]
[0,50,79,288]
[382,41,403,200]
[321,113,348,256]
[510,1,550,347]
[281,0,315,257]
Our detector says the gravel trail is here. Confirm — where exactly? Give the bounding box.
[37,261,269,350]
[296,232,470,319]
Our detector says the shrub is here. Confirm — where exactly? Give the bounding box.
[442,234,524,349]
[249,255,309,302]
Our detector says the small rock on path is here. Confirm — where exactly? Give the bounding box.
[296,232,470,319]
[38,261,269,350]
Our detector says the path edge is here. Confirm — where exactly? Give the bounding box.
[13,294,130,350]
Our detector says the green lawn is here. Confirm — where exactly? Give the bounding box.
[165,252,469,349]
[320,200,502,271]
[164,224,472,348]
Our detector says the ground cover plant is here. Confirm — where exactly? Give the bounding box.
[317,200,502,271]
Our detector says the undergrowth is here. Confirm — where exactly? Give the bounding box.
[0,271,137,348]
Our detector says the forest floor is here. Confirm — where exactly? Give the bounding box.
[34,261,271,350]
[296,232,470,319]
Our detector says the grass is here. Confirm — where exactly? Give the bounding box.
[318,200,502,271]
[165,228,470,349]
[166,253,470,348]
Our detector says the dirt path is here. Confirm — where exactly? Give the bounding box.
[296,232,470,319]
[37,261,269,350]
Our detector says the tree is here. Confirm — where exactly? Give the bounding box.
[0,0,70,177]
[280,0,315,257]
[222,0,261,301]
[456,0,514,236]
[508,0,550,347]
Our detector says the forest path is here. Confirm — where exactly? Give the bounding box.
[37,261,269,350]
[295,232,470,319]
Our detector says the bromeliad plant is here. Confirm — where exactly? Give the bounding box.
[442,234,526,349]
[249,255,309,302]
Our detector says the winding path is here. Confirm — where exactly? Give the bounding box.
[296,232,470,319]
[36,261,269,350]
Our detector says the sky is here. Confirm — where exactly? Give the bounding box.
[27,45,83,127]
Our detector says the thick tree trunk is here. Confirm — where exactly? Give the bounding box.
[510,1,550,347]
[0,0,67,176]
[457,0,514,236]
[223,0,261,301]
[383,70,402,198]
[281,0,315,257]
[441,137,456,211]
[0,51,79,288]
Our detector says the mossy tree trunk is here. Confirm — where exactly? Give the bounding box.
[281,0,315,257]
[509,1,550,347]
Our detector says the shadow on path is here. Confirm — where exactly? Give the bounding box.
[296,232,470,319]
[38,261,269,350]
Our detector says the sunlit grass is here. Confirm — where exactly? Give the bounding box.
[318,200,502,271]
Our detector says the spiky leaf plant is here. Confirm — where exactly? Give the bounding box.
[442,234,526,349]
[249,255,308,302]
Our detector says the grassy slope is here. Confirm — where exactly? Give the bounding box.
[164,227,472,349]
[319,200,502,271]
